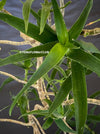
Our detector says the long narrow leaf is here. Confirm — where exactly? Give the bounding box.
[87,114,100,122]
[40,1,52,34]
[20,110,49,118]
[85,18,100,27]
[9,42,70,115]
[54,66,67,78]
[0,13,57,43]
[49,75,72,115]
[67,48,100,77]
[0,41,57,66]
[73,39,100,54]
[30,9,56,35]
[18,95,28,122]
[89,90,100,98]
[51,0,69,45]
[0,77,13,91]
[42,118,53,130]
[55,118,75,133]
[69,0,93,41]
[30,9,40,24]
[65,104,75,121]
[71,61,87,134]
[0,0,6,10]
[23,0,34,33]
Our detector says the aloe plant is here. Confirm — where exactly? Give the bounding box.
[0,0,100,134]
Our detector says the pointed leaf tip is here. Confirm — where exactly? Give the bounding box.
[23,0,34,33]
[40,1,52,34]
[51,0,69,45]
[69,0,93,41]
[0,0,6,10]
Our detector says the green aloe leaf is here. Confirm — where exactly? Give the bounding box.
[54,118,75,133]
[23,0,34,33]
[71,61,87,134]
[0,13,57,43]
[0,41,57,66]
[51,0,69,45]
[9,42,70,115]
[67,48,100,77]
[40,1,52,34]
[42,118,53,130]
[69,0,93,41]
[49,75,72,115]
[0,77,13,91]
[73,39,100,54]
[0,0,6,10]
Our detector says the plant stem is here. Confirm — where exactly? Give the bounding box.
[63,98,100,106]
[60,0,65,17]
[25,69,28,82]
[0,40,33,46]
[0,118,32,126]
[81,28,100,37]
[0,117,46,134]
[0,70,37,88]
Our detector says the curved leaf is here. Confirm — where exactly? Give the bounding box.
[9,42,70,115]
[42,118,53,130]
[69,0,93,41]
[85,18,100,26]
[0,41,57,66]
[0,77,13,91]
[49,75,72,114]
[65,104,75,121]
[18,95,28,122]
[54,66,67,78]
[73,39,100,54]
[55,118,75,133]
[71,61,87,134]
[89,90,100,98]
[67,48,100,77]
[20,110,49,118]
[0,13,57,43]
[87,114,100,122]
[51,0,69,45]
